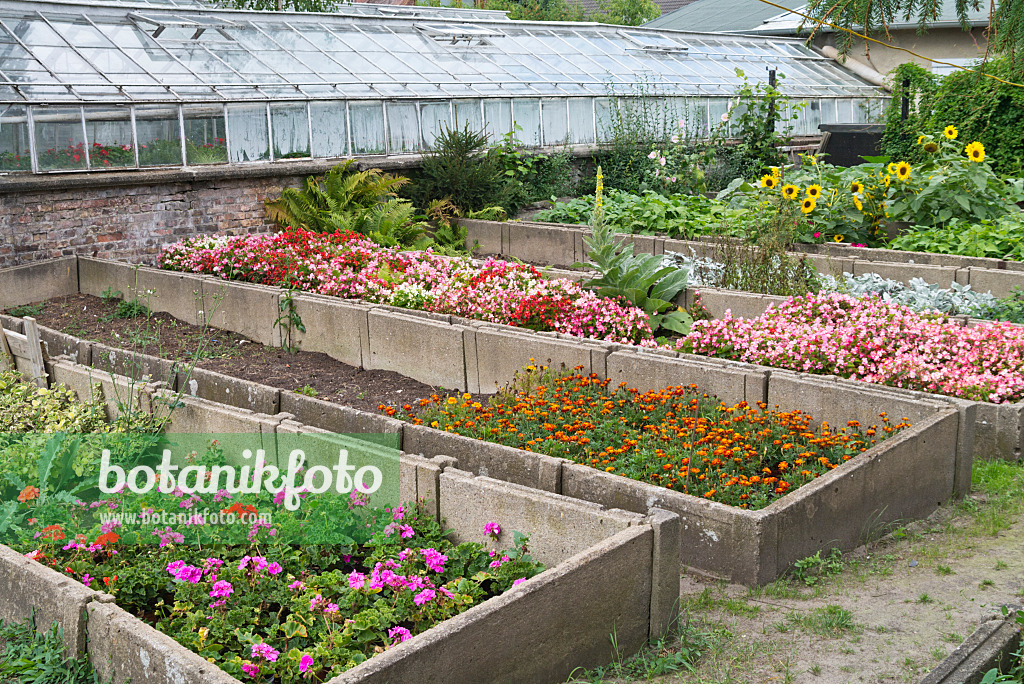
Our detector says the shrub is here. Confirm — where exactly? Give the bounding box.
[407,123,509,215]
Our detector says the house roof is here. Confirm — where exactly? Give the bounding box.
[645,0,989,35]
[644,0,803,32]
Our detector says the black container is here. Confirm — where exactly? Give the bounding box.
[817,123,885,167]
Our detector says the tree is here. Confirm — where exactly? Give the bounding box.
[802,0,1024,70]
[590,0,661,26]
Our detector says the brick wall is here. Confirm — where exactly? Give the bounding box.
[0,173,309,269]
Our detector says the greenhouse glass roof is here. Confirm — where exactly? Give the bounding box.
[0,0,887,173]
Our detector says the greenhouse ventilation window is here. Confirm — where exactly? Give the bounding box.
[0,0,888,175]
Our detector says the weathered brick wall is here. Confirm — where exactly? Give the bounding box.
[0,173,308,269]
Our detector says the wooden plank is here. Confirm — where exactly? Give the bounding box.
[1,317,47,387]
[0,325,13,372]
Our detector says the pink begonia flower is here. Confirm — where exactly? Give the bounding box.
[251,643,279,662]
[513,577,528,586]
[414,588,436,606]
[209,580,233,599]
[348,570,367,589]
[484,521,501,537]
[241,663,259,678]
[299,654,314,674]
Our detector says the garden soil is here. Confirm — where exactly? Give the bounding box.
[11,294,478,412]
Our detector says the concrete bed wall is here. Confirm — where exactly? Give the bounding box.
[463,218,1024,299]
[7,357,679,684]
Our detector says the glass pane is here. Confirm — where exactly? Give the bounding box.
[136,104,182,167]
[483,99,511,143]
[595,97,614,143]
[453,99,482,135]
[33,106,86,171]
[387,102,419,154]
[183,104,227,165]
[420,101,451,150]
[309,101,348,158]
[84,106,135,169]
[568,98,594,145]
[350,101,385,155]
[512,98,540,147]
[271,102,310,159]
[0,105,30,172]
[541,98,568,146]
[227,103,270,163]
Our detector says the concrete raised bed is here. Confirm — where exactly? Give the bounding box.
[921,607,1022,684]
[42,344,971,586]
[462,217,1024,297]
[8,359,680,684]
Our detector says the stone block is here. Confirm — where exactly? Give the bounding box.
[968,267,1024,298]
[133,267,206,326]
[200,278,281,347]
[459,218,503,255]
[851,260,959,287]
[692,287,787,320]
[402,423,562,493]
[78,257,137,301]
[87,601,238,684]
[0,544,99,656]
[505,222,577,266]
[366,309,467,391]
[0,257,77,310]
[289,293,371,366]
[473,326,599,394]
[646,507,682,638]
[279,390,402,449]
[606,350,760,406]
[176,365,280,415]
[91,342,177,387]
[37,324,91,365]
[154,388,278,439]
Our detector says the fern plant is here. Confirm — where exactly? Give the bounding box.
[577,168,693,336]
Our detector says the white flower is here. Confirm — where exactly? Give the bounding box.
[647,150,658,160]
[677,118,685,129]
[721,113,730,122]
[659,157,666,166]
[670,134,679,144]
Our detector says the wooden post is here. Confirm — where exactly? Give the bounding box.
[1,316,47,387]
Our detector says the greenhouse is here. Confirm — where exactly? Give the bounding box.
[0,0,886,174]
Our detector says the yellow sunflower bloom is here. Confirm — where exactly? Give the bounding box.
[760,174,778,189]
[895,162,911,180]
[965,141,985,163]
[886,162,898,175]
[770,166,782,180]
[850,180,864,194]
[800,197,816,213]
[806,184,823,199]
[853,195,864,211]
[944,125,958,140]
[781,184,799,200]
[833,234,845,243]
[916,135,926,145]
[883,175,891,187]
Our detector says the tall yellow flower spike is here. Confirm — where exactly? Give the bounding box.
[595,166,604,211]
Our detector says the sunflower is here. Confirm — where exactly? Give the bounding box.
[883,175,891,187]
[850,180,864,194]
[800,197,816,213]
[895,162,911,181]
[833,234,845,243]
[886,162,898,175]
[781,184,799,200]
[760,174,778,189]
[944,125,958,140]
[853,195,864,211]
[916,135,926,145]
[806,184,823,199]
[770,166,782,180]
[923,141,939,154]
[965,141,985,163]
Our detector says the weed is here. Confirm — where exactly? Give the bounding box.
[748,579,807,601]
[786,605,858,637]
[100,286,122,303]
[567,615,713,681]
[0,615,102,683]
[295,384,318,397]
[918,593,934,604]
[943,632,963,644]
[115,298,150,319]
[937,564,955,576]
[7,303,44,318]
[810,664,822,675]
[996,560,1009,570]
[790,548,844,586]
[980,579,995,589]
[722,598,761,618]
[275,287,306,354]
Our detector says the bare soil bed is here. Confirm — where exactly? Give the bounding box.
[7,293,471,412]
